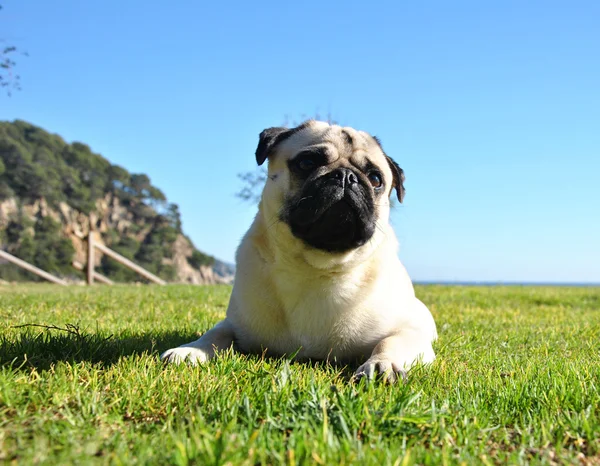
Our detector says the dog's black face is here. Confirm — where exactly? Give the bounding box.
[280,152,381,252]
[283,171,376,252]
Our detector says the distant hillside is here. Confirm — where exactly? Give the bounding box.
[0,120,233,284]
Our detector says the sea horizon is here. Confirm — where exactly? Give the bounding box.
[414,281,600,287]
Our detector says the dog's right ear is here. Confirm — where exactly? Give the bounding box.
[255,127,292,166]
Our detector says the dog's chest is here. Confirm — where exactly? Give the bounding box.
[274,274,387,359]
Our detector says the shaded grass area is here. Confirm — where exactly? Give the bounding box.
[0,284,599,464]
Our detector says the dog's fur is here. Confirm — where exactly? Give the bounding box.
[161,121,437,382]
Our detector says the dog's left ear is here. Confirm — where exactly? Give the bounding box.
[255,127,291,166]
[386,156,406,203]
[372,135,406,203]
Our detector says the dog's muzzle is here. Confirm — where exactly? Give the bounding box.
[286,168,376,252]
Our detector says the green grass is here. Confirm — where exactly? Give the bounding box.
[1,284,599,465]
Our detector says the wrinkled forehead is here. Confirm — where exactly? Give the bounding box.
[276,121,386,164]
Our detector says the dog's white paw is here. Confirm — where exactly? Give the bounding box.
[354,357,408,384]
[160,346,211,365]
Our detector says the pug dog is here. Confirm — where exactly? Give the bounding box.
[161,120,437,382]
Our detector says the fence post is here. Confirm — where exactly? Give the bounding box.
[73,261,113,285]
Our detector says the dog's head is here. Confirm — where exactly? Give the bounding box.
[255,121,405,260]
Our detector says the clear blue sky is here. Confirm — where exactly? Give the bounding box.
[1,1,598,283]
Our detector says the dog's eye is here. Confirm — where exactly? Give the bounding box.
[367,172,383,188]
[296,157,317,171]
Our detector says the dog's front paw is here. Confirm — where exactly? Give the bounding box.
[353,357,408,384]
[160,346,211,365]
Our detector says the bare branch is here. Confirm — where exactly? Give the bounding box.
[1,5,24,95]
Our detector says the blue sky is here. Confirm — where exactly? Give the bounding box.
[1,1,598,283]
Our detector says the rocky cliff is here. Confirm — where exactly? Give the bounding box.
[0,195,234,284]
[0,120,234,284]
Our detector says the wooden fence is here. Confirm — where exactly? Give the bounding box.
[0,233,166,286]
[85,235,166,285]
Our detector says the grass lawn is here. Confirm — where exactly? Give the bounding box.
[0,284,599,465]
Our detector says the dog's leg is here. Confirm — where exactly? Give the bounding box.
[354,328,436,383]
[160,320,235,365]
[354,298,437,382]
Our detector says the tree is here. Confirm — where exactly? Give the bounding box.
[166,203,182,231]
[0,120,195,282]
[235,113,337,203]
[32,216,75,275]
[1,5,25,96]
[189,249,215,268]
[0,215,75,281]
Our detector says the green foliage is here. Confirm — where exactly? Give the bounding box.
[30,217,74,274]
[189,249,215,268]
[0,215,75,281]
[0,120,211,282]
[0,285,599,464]
[134,224,179,281]
[99,236,141,283]
[0,120,171,214]
[1,4,23,96]
[165,203,182,231]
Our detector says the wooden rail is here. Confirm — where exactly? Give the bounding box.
[0,250,68,285]
[0,217,166,286]
[86,235,166,285]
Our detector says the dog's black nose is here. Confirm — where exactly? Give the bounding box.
[332,168,358,187]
